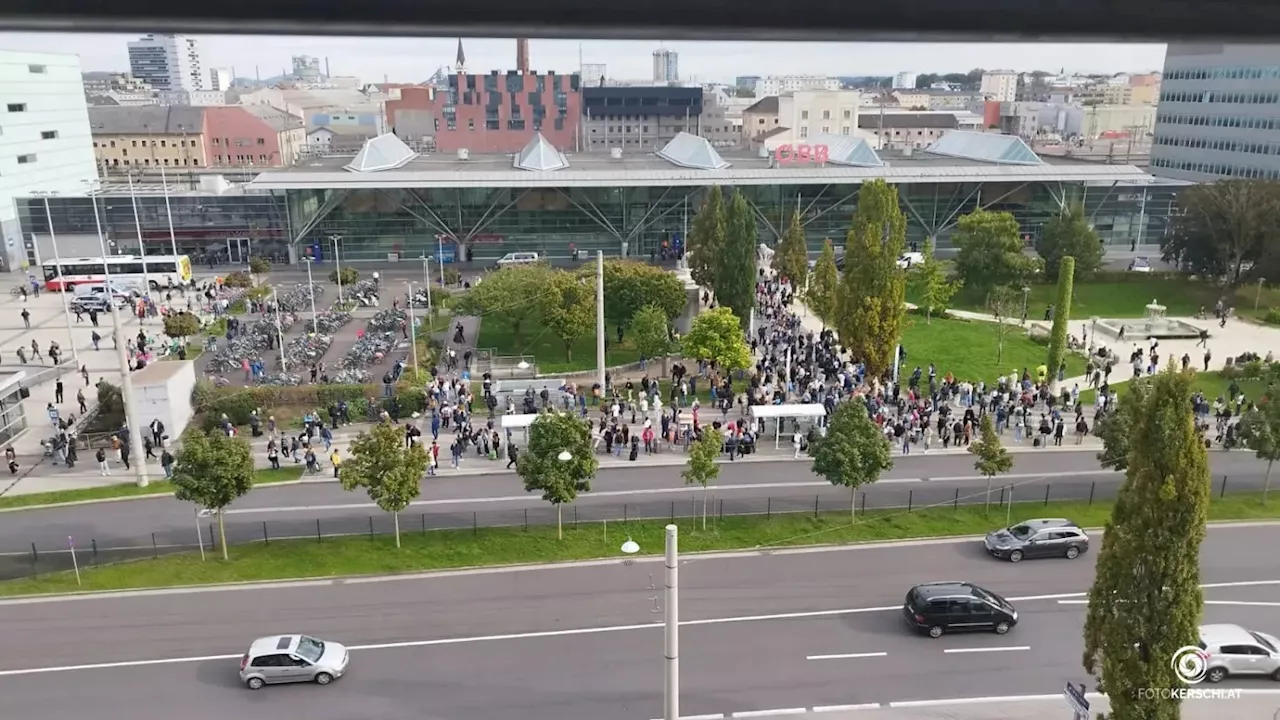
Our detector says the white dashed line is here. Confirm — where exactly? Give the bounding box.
[942,646,1030,654]
[731,710,808,718]
[806,652,888,660]
[811,704,881,712]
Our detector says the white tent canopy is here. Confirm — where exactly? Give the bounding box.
[750,403,828,449]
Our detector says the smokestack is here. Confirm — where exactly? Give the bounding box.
[517,38,530,73]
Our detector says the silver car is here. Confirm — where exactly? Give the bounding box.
[239,635,349,689]
[1198,624,1280,683]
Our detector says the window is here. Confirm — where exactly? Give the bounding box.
[40,130,57,140]
[799,126,808,138]
[468,119,475,131]
[131,140,138,147]
[27,64,46,74]
[212,138,221,145]
[7,103,26,112]
[821,126,830,134]
[800,110,809,120]
[109,140,116,148]
[822,110,830,120]
[843,110,852,119]
[16,154,36,164]
[257,138,265,145]
[841,125,850,135]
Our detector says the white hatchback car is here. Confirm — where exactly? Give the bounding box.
[239,635,350,689]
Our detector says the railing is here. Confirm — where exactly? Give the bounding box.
[0,473,1257,581]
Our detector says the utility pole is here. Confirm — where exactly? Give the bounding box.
[664,524,680,720]
[596,250,605,393]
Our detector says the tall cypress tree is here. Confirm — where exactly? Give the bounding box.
[836,179,907,378]
[773,211,810,289]
[1046,255,1074,391]
[687,186,725,290]
[1083,366,1210,720]
[715,188,759,328]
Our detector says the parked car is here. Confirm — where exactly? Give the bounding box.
[495,251,540,268]
[1128,257,1153,273]
[239,635,350,689]
[902,581,1018,638]
[1197,624,1280,683]
[984,518,1090,563]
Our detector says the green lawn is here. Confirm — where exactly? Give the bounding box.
[900,314,1087,386]
[913,277,1280,321]
[1079,370,1274,406]
[477,320,642,374]
[3,491,1278,597]
[0,467,305,510]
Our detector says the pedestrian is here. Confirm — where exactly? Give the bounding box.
[96,447,110,476]
[91,331,101,351]
[77,388,87,414]
[20,308,29,329]
[160,449,175,478]
[81,364,89,386]
[54,378,64,404]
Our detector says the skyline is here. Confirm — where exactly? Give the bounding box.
[0,33,1167,83]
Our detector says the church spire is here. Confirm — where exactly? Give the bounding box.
[455,38,467,73]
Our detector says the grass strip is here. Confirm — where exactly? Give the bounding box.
[0,467,305,510]
[3,491,1279,597]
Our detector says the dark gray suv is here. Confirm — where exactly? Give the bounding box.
[984,518,1089,563]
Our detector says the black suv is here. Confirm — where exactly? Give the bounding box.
[984,518,1089,563]
[902,582,1019,639]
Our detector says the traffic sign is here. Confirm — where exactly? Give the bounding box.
[1063,682,1090,717]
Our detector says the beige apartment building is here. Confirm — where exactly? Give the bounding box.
[89,105,206,170]
[741,96,781,143]
[778,90,860,140]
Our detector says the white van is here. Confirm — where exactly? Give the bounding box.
[495,252,540,268]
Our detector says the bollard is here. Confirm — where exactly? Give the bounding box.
[523,508,528,531]
[91,538,98,564]
[999,487,1006,506]
[30,542,37,564]
[263,521,269,545]
[210,522,217,551]
[624,504,628,523]
[575,505,579,528]
[1044,484,1051,506]
[719,498,724,519]
[1088,481,1096,506]
[316,518,322,542]
[767,497,772,519]
[421,513,426,535]
[908,490,913,513]
[954,488,960,511]
[368,516,375,538]
[814,495,820,519]
[473,512,478,534]
[152,532,158,559]
[670,501,675,523]
[1220,475,1228,499]
[860,492,867,517]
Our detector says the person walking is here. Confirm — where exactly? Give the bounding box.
[54,378,64,404]
[96,447,110,476]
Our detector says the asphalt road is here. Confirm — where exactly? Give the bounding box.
[0,524,1278,720]
[0,450,1270,561]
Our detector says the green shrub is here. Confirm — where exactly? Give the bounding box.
[223,271,254,288]
[193,383,431,430]
[248,256,271,274]
[1086,270,1188,284]
[329,267,359,285]
[162,312,201,339]
[441,267,462,285]
[1264,308,1280,325]
[245,285,272,301]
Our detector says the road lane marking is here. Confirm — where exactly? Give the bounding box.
[943,646,1030,654]
[0,654,242,677]
[732,709,807,718]
[811,705,881,712]
[806,652,888,660]
[888,694,1073,708]
[1204,600,1280,607]
[648,714,726,720]
[1057,579,1280,607]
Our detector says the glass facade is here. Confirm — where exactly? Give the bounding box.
[16,180,1183,267]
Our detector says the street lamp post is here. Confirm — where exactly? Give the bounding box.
[420,254,433,316]
[596,250,606,394]
[1021,286,1032,325]
[157,134,182,286]
[125,170,154,296]
[271,286,288,372]
[86,181,151,488]
[302,257,319,329]
[406,282,419,374]
[617,525,679,720]
[33,191,80,367]
[330,234,344,304]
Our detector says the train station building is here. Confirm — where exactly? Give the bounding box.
[15,130,1187,268]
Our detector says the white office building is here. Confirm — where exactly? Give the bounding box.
[127,33,205,92]
[0,51,99,272]
[981,70,1019,102]
[652,49,679,85]
[209,67,231,91]
[893,72,918,90]
[755,75,842,97]
[582,63,606,88]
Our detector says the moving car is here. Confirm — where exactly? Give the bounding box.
[1128,257,1153,273]
[902,581,1018,638]
[896,252,924,269]
[239,635,350,689]
[984,518,1090,563]
[495,251,540,268]
[1198,624,1280,683]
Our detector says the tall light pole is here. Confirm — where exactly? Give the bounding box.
[303,257,319,328]
[154,126,182,287]
[663,524,680,720]
[420,254,433,315]
[271,286,288,372]
[596,250,606,393]
[406,282,419,373]
[33,191,80,367]
[330,234,344,304]
[125,170,154,296]
[86,181,150,487]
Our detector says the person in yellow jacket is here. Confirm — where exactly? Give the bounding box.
[329,448,342,479]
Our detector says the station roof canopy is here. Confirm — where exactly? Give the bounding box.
[924,131,1044,165]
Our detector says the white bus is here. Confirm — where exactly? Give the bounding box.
[41,255,194,292]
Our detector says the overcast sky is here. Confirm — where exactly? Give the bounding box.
[0,33,1167,83]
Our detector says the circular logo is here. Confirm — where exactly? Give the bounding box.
[1171,645,1208,685]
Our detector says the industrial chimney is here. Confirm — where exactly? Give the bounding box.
[516,38,530,73]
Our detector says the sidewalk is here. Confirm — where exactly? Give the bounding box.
[769,692,1280,719]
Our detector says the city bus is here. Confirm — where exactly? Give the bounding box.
[41,255,194,292]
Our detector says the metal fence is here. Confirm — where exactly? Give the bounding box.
[0,473,1257,581]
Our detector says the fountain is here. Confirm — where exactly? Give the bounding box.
[1091,298,1203,341]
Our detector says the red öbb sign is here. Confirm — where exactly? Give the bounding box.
[775,144,829,165]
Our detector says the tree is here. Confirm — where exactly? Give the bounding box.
[1238,397,1280,503]
[773,211,810,290]
[715,189,759,327]
[517,412,599,539]
[808,401,892,519]
[986,285,1021,368]
[682,307,752,374]
[1163,179,1280,287]
[542,271,596,362]
[835,179,907,378]
[682,426,723,530]
[1045,256,1075,392]
[804,239,840,328]
[630,305,671,364]
[163,312,201,341]
[456,264,550,346]
[909,238,960,323]
[328,267,359,286]
[339,421,429,548]
[1036,204,1104,282]
[171,430,255,560]
[1096,380,1150,472]
[952,210,1039,300]
[222,271,254,289]
[969,413,1013,515]
[687,186,726,290]
[596,259,688,328]
[1083,367,1210,720]
[248,256,271,274]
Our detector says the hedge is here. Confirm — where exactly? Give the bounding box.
[192,381,433,431]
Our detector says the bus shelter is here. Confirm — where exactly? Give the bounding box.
[499,413,541,445]
[750,403,828,449]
